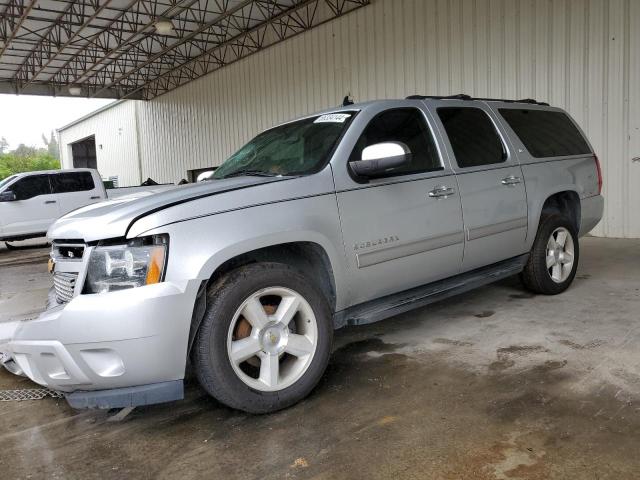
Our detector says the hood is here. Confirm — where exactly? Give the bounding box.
[47,176,287,242]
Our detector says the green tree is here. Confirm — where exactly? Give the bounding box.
[0,150,60,181]
[12,143,39,158]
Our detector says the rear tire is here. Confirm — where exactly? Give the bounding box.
[521,214,579,295]
[192,262,333,413]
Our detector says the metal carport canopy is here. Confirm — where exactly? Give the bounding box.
[0,0,369,100]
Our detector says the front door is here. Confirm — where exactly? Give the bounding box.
[430,102,528,271]
[333,106,465,307]
[0,174,60,237]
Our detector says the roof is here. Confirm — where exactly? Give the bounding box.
[11,168,97,178]
[57,99,125,132]
[0,0,369,101]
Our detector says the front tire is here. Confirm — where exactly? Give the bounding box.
[192,262,333,413]
[521,214,579,295]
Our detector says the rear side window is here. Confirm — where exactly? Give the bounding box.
[437,107,505,168]
[11,175,51,200]
[499,109,591,158]
[52,172,95,193]
[350,108,442,176]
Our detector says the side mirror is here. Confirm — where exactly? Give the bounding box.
[350,142,412,177]
[0,190,17,202]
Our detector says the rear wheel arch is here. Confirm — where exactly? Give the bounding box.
[537,190,581,232]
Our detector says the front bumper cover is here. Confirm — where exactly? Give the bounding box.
[0,279,199,409]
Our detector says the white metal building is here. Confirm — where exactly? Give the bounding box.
[57,0,639,238]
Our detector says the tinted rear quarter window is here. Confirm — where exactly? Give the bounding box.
[11,175,51,200]
[437,107,505,168]
[52,172,95,193]
[499,109,591,158]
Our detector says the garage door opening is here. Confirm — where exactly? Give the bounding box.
[71,136,97,169]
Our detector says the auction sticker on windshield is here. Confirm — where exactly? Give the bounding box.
[314,113,351,123]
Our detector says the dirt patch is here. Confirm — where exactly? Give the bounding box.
[489,346,549,373]
[497,345,548,357]
[532,360,568,373]
[433,338,474,347]
[559,339,605,350]
[474,310,495,318]
[489,357,516,372]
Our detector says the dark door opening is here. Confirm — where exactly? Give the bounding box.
[71,136,97,169]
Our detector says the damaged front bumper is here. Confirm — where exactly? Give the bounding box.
[0,280,200,409]
[0,322,23,376]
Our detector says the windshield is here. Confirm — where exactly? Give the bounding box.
[214,112,355,179]
[0,175,17,191]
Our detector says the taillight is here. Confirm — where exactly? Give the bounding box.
[594,155,603,195]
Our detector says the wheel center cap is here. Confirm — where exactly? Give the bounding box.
[260,325,287,354]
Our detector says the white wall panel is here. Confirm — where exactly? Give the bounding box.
[59,100,140,187]
[62,0,639,237]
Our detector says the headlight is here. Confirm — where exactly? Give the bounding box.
[84,235,168,294]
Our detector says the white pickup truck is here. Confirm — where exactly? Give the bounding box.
[0,169,175,243]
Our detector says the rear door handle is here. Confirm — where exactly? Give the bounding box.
[428,185,455,198]
[44,200,57,204]
[501,175,522,186]
[90,196,101,199]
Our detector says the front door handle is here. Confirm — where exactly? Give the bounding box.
[428,185,455,198]
[44,200,57,204]
[501,175,522,186]
[90,196,101,199]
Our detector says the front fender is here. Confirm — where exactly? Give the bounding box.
[141,194,350,311]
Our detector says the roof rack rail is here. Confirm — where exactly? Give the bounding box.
[405,94,549,106]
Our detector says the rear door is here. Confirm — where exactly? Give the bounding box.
[429,102,528,271]
[51,171,103,215]
[0,174,60,237]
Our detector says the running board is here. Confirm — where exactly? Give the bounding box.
[333,254,529,328]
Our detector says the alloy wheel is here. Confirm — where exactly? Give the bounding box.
[545,226,575,283]
[226,286,318,392]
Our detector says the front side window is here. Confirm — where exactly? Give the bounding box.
[438,107,506,168]
[349,108,442,176]
[52,172,95,193]
[214,112,355,179]
[11,175,51,200]
[499,109,591,158]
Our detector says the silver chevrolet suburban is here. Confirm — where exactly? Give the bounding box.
[0,96,604,413]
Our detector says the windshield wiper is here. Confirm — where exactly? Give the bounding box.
[221,169,281,179]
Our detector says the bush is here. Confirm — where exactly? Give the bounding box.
[0,152,60,180]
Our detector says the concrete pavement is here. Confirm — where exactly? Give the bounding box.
[0,237,639,479]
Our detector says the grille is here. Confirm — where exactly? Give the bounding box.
[53,272,78,304]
